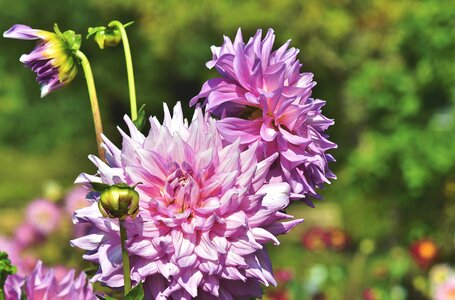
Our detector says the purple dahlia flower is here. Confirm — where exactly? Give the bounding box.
[4,261,95,300]
[3,24,80,97]
[191,29,336,204]
[71,102,303,299]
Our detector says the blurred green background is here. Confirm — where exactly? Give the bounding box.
[1,0,454,298]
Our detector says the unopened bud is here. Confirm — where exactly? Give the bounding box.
[98,184,140,220]
[87,26,121,49]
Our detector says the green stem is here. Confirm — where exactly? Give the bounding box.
[0,288,5,300]
[119,219,132,295]
[75,50,105,162]
[109,20,138,121]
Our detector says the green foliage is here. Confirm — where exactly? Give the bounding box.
[125,283,144,300]
[0,252,16,291]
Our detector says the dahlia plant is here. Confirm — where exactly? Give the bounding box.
[2,23,336,299]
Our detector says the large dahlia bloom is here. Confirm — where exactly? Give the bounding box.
[190,29,336,203]
[3,24,79,97]
[71,103,303,299]
[4,261,95,300]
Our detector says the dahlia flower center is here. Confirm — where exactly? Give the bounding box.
[163,164,200,214]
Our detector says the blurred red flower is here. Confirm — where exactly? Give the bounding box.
[301,227,327,251]
[409,238,438,269]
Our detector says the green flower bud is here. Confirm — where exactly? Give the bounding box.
[87,26,121,49]
[98,184,140,220]
[87,22,133,50]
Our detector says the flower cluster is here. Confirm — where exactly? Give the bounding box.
[72,103,303,299]
[66,28,338,299]
[191,28,336,204]
[4,261,95,300]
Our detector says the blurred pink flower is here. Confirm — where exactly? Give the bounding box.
[191,28,336,205]
[64,185,90,215]
[72,103,303,299]
[26,199,61,235]
[435,275,455,300]
[14,222,44,248]
[274,268,293,284]
[4,261,95,300]
[0,236,37,276]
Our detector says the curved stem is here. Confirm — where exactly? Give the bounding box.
[109,20,137,121]
[75,50,105,162]
[119,219,132,295]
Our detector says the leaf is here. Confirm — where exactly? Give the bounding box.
[133,104,147,133]
[125,282,144,300]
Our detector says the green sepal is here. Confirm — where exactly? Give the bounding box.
[124,21,135,28]
[62,30,81,51]
[87,26,106,39]
[53,23,81,51]
[133,104,147,133]
[90,182,111,192]
[53,23,63,37]
[125,282,144,300]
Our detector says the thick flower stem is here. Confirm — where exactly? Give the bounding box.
[75,50,106,162]
[109,20,138,121]
[119,219,132,295]
[0,288,5,300]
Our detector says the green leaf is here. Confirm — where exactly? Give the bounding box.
[125,282,144,300]
[133,105,147,133]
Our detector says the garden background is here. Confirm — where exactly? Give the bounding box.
[0,0,454,299]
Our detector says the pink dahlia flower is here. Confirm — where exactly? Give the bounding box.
[26,199,61,235]
[4,261,95,300]
[72,103,303,299]
[190,29,336,204]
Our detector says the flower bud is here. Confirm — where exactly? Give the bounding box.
[87,26,121,49]
[98,184,139,220]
